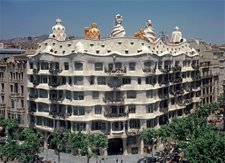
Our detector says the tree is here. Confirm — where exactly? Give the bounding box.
[50,129,70,163]
[0,119,42,163]
[17,128,42,163]
[185,131,225,163]
[69,132,108,163]
[140,128,158,156]
[0,138,19,163]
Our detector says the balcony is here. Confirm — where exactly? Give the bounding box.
[33,68,39,74]
[160,107,168,113]
[159,80,169,86]
[192,64,199,70]
[126,128,140,136]
[142,67,156,73]
[103,96,125,104]
[108,77,122,88]
[176,89,184,95]
[174,77,182,83]
[49,82,60,87]
[104,67,126,75]
[185,99,193,104]
[33,80,39,86]
[49,68,62,74]
[29,94,38,100]
[28,107,36,114]
[49,96,64,102]
[104,112,128,118]
[49,111,71,119]
[159,67,171,73]
[172,65,181,72]
[158,93,169,99]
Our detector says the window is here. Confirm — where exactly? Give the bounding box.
[122,77,131,85]
[129,62,136,71]
[73,122,86,131]
[146,103,156,113]
[130,119,140,129]
[95,62,103,71]
[74,92,84,100]
[74,62,83,71]
[97,77,106,85]
[74,76,83,85]
[92,91,99,99]
[66,91,71,100]
[40,76,48,83]
[91,121,106,130]
[21,100,24,108]
[40,62,49,70]
[11,99,14,108]
[38,103,49,112]
[14,83,18,93]
[115,62,122,69]
[95,105,102,114]
[36,117,42,125]
[39,89,48,98]
[147,119,157,128]
[1,96,4,102]
[127,136,137,145]
[21,86,24,94]
[64,62,69,70]
[1,83,4,91]
[138,78,141,84]
[73,107,85,115]
[146,90,153,98]
[90,76,95,85]
[44,118,53,127]
[128,105,136,113]
[144,61,151,67]
[10,85,13,92]
[127,91,136,99]
[29,62,33,69]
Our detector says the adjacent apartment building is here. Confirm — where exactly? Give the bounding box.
[189,40,220,105]
[0,47,28,127]
[27,17,200,155]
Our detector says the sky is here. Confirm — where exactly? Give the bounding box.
[0,0,224,44]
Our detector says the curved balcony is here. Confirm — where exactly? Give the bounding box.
[49,68,62,75]
[104,67,127,75]
[172,65,181,72]
[103,96,125,104]
[49,111,71,119]
[104,112,128,118]
[159,67,171,73]
[191,64,199,70]
[33,68,39,74]
[142,67,156,73]
[49,96,64,103]
[126,128,140,136]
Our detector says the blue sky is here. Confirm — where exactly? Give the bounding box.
[0,0,224,44]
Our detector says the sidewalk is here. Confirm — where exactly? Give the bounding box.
[39,149,157,163]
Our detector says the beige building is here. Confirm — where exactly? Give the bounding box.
[189,40,220,105]
[27,18,200,155]
[0,51,28,127]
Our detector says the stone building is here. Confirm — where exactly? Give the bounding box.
[27,17,200,155]
[0,50,28,127]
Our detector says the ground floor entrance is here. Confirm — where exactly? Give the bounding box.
[107,138,123,155]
